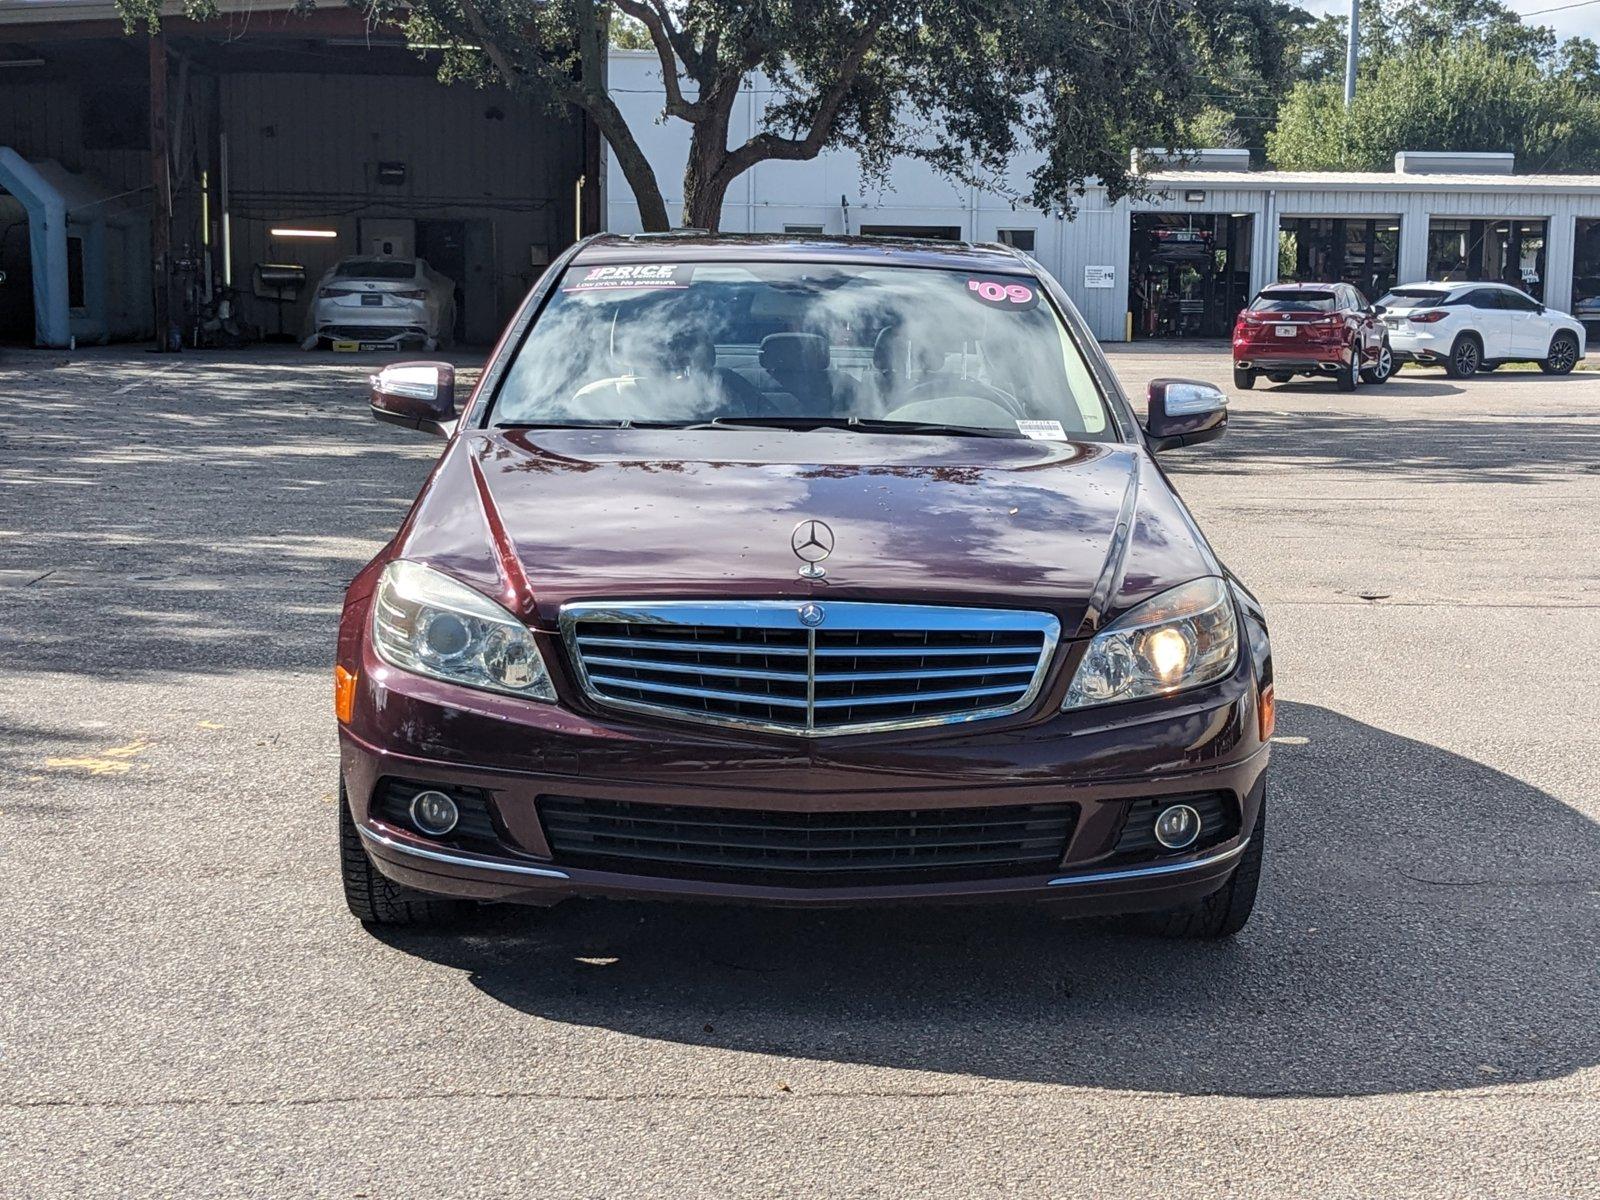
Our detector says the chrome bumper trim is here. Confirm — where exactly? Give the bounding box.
[358,824,570,880]
[1046,840,1247,887]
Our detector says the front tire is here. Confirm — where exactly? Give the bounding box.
[1360,339,1395,384]
[1445,333,1482,378]
[1232,367,1256,390]
[1541,331,1580,375]
[340,785,470,927]
[1141,798,1266,939]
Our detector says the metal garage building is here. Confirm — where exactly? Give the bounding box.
[0,0,598,348]
[605,49,1600,344]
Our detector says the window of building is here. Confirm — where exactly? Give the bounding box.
[997,228,1036,252]
[783,224,825,235]
[859,225,962,241]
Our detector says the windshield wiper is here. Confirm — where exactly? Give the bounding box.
[688,416,1021,439]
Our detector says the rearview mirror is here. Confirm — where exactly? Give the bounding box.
[1144,378,1227,452]
[371,362,457,437]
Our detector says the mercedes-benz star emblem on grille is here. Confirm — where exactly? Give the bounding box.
[791,519,834,579]
[797,603,826,628]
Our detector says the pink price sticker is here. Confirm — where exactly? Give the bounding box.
[964,277,1039,311]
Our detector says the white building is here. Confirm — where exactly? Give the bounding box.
[605,50,1600,343]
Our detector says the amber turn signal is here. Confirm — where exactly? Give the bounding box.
[1258,682,1276,742]
[334,664,357,724]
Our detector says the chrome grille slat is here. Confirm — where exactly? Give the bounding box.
[562,601,1060,736]
[576,635,810,657]
[581,655,812,683]
[811,682,1030,709]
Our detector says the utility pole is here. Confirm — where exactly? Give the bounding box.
[1344,0,1360,106]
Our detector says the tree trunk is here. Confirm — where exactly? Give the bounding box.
[599,110,672,232]
[681,98,736,231]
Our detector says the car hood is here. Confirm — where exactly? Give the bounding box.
[396,428,1217,635]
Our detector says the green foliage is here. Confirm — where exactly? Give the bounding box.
[1267,37,1600,172]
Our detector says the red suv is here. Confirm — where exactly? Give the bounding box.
[1232,283,1393,391]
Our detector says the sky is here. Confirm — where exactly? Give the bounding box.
[1296,0,1600,41]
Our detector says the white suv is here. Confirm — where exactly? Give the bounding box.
[1377,282,1586,377]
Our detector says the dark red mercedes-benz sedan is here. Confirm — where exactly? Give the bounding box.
[335,234,1273,938]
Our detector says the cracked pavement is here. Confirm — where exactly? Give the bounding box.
[1,342,1597,1197]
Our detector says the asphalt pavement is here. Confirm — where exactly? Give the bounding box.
[1,342,1597,1197]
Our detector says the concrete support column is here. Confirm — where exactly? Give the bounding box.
[1544,214,1575,313]
[1397,200,1430,285]
[1252,191,1278,295]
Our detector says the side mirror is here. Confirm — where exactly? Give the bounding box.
[1371,303,1386,315]
[1144,378,1227,452]
[371,362,457,437]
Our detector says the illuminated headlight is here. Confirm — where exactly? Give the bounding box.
[371,560,556,701]
[1063,577,1238,709]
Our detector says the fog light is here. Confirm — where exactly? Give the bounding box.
[409,789,459,836]
[1153,803,1201,850]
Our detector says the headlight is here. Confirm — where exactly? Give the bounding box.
[371,560,556,701]
[1063,577,1238,709]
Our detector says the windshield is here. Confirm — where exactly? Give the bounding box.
[1378,287,1451,308]
[491,262,1114,439]
[1250,290,1337,312]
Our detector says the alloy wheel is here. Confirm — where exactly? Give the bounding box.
[1548,336,1577,373]
[1454,339,1479,375]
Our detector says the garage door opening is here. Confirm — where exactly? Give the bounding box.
[0,187,33,344]
[1129,213,1253,339]
[1427,218,1547,300]
[1573,218,1600,334]
[1278,217,1399,302]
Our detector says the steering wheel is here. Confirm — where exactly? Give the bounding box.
[903,376,1028,418]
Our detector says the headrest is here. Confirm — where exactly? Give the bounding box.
[660,328,716,374]
[760,332,830,374]
[872,326,942,375]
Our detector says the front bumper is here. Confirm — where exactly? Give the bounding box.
[339,642,1271,913]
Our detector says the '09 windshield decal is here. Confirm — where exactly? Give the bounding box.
[965,277,1039,311]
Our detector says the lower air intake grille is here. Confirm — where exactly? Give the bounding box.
[539,796,1078,885]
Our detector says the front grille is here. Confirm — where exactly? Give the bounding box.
[540,795,1078,884]
[1111,791,1237,859]
[562,600,1059,735]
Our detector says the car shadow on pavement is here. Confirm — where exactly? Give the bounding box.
[377,701,1600,1099]
[1165,407,1600,486]
[1258,377,1468,397]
